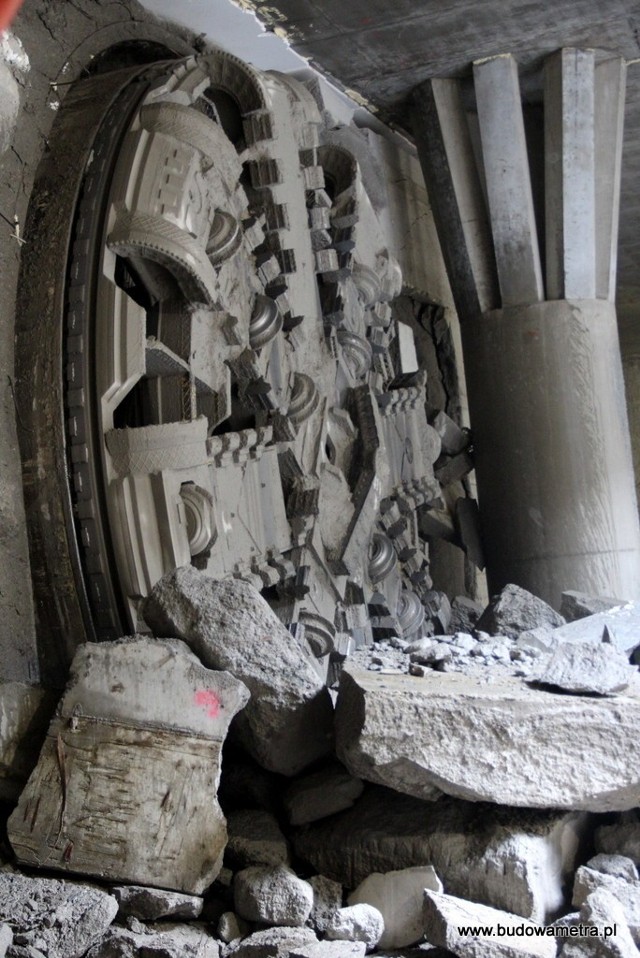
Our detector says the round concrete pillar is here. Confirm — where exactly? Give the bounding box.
[462,299,640,607]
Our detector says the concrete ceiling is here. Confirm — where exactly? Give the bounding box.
[242,0,640,349]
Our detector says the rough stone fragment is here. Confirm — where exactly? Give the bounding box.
[218,912,250,944]
[284,763,364,825]
[423,891,556,958]
[549,604,640,656]
[0,873,117,958]
[8,637,249,892]
[225,926,317,958]
[595,817,640,862]
[226,809,290,868]
[234,864,313,926]
[560,592,625,623]
[586,855,639,881]
[335,665,640,811]
[0,682,57,801]
[348,866,441,948]
[0,925,11,958]
[573,867,640,941]
[562,889,638,958]
[111,885,203,920]
[532,643,637,695]
[476,584,564,639]
[324,904,384,949]
[294,786,585,921]
[143,568,334,775]
[309,875,344,933]
[85,923,219,958]
[450,596,484,633]
[290,943,366,958]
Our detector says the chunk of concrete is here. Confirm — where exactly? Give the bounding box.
[0,873,118,958]
[0,925,11,958]
[423,891,556,958]
[225,926,317,958]
[86,923,220,958]
[451,595,485,633]
[572,867,640,942]
[290,943,366,958]
[324,904,384,949]
[431,411,469,455]
[560,591,625,623]
[532,642,637,695]
[226,809,290,867]
[8,637,249,893]
[549,603,640,656]
[294,786,587,921]
[143,568,334,775]
[595,816,640,862]
[111,885,203,920]
[309,875,344,933]
[284,763,364,825]
[218,911,251,944]
[0,682,58,801]
[335,665,640,811]
[234,864,314,926]
[563,889,638,958]
[348,866,441,948]
[586,855,639,881]
[476,584,564,639]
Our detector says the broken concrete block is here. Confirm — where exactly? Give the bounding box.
[0,873,118,958]
[595,816,640,861]
[143,568,334,775]
[86,923,220,958]
[573,867,640,941]
[294,786,585,920]
[560,591,625,623]
[0,925,11,958]
[0,682,57,801]
[532,642,637,695]
[309,875,344,933]
[111,885,203,920]
[431,411,469,455]
[324,904,384,949]
[348,865,441,948]
[423,890,557,958]
[226,809,290,867]
[477,584,565,638]
[586,855,639,881]
[450,596,484,633]
[8,637,249,893]
[290,943,366,958]
[234,864,314,926]
[284,763,364,825]
[224,926,317,958]
[549,603,640,656]
[335,665,640,811]
[563,889,638,958]
[218,912,251,944]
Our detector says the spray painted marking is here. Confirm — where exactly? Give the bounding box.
[194,689,221,718]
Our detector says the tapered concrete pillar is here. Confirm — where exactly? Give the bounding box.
[413,51,640,607]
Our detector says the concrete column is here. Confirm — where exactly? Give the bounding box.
[412,48,640,606]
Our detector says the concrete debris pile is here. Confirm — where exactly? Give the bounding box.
[2,579,640,957]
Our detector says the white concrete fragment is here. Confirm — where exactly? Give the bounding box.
[586,855,639,881]
[218,912,250,944]
[0,925,12,958]
[573,867,640,942]
[143,568,334,775]
[0,874,118,958]
[8,637,249,893]
[336,665,640,811]
[284,763,364,825]
[348,865,441,948]
[234,864,314,926]
[563,889,638,958]
[324,904,384,949]
[549,604,640,656]
[532,642,637,695]
[423,890,556,958]
[111,885,202,920]
[226,809,290,867]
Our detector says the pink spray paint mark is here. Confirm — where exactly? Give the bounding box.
[194,689,221,718]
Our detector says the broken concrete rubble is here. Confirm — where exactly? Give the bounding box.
[7,637,249,893]
[586,855,639,881]
[224,925,317,958]
[549,603,640,656]
[476,584,565,638]
[0,925,11,958]
[142,567,334,775]
[283,762,364,825]
[560,591,625,623]
[0,873,118,958]
[563,889,639,958]
[309,875,344,933]
[111,885,203,920]
[348,865,441,948]
[85,923,220,958]
[336,665,640,810]
[324,904,385,949]
[572,867,640,942]
[226,810,290,868]
[531,642,637,695]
